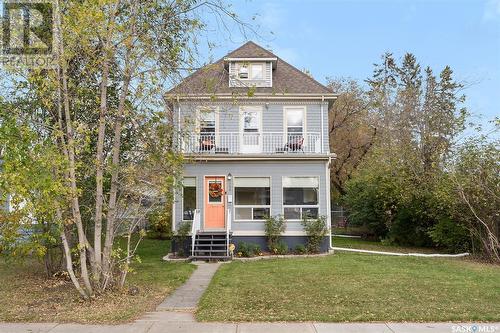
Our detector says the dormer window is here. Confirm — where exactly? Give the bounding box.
[236,62,264,80]
[227,59,274,88]
[238,65,249,79]
[250,64,263,79]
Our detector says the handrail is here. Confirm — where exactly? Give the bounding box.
[226,208,231,257]
[191,209,201,257]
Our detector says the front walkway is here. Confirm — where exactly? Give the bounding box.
[156,261,221,311]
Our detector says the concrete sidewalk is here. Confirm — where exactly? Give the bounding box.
[156,261,221,311]
[0,316,498,333]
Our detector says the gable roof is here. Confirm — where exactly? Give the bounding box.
[168,41,334,97]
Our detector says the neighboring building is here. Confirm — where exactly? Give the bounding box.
[168,41,336,259]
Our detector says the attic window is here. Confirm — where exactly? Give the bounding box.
[250,64,263,79]
[238,65,249,79]
[236,63,264,80]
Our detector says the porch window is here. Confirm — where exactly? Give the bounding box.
[234,177,271,221]
[182,177,196,220]
[283,177,319,220]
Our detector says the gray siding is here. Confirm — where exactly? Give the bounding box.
[177,101,330,153]
[174,160,329,236]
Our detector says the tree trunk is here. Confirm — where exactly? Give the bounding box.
[55,0,93,296]
[102,3,136,285]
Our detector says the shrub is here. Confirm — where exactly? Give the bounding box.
[428,217,470,253]
[147,206,172,239]
[273,241,288,255]
[237,242,261,257]
[301,216,329,253]
[264,215,286,251]
[174,221,191,257]
[294,244,307,255]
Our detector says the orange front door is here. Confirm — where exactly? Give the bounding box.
[204,176,225,229]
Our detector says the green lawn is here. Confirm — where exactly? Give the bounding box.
[197,252,500,322]
[0,238,195,324]
[332,235,446,254]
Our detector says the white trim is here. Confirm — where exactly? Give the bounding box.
[187,155,335,161]
[224,57,277,62]
[168,94,337,101]
[326,158,332,249]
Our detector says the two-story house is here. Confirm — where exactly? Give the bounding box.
[168,41,336,259]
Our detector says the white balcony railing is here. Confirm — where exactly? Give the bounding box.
[181,132,322,155]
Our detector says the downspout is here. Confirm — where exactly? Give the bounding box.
[320,96,324,153]
[327,156,333,251]
[172,96,180,235]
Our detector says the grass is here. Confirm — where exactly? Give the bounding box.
[332,235,446,254]
[0,238,195,324]
[197,252,500,322]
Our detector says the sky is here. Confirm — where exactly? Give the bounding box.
[197,0,500,133]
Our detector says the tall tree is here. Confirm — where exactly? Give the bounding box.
[1,0,255,298]
[327,78,376,197]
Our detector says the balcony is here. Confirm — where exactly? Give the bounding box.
[181,132,323,155]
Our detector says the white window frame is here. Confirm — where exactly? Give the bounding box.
[282,176,320,221]
[235,62,266,80]
[182,177,197,222]
[283,106,307,148]
[196,106,219,145]
[233,176,272,222]
[250,63,264,80]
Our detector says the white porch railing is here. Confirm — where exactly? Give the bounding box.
[191,209,201,256]
[181,132,322,154]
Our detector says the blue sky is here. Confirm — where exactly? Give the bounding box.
[198,0,500,132]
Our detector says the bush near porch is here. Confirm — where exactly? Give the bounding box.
[196,252,500,322]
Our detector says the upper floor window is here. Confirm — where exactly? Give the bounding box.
[285,107,305,137]
[198,108,216,134]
